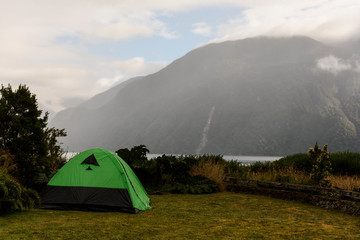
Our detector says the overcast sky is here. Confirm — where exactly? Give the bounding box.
[1,0,359,113]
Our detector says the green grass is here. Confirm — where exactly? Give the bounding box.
[1,192,359,239]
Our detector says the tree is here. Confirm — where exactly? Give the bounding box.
[0,84,66,189]
[115,144,149,169]
[43,127,67,172]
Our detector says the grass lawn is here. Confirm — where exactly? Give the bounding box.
[1,192,359,239]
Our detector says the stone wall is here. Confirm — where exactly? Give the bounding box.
[224,177,360,217]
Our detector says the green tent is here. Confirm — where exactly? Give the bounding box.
[40,148,151,213]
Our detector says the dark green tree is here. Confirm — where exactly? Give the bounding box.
[0,84,66,189]
[115,144,149,169]
[43,127,67,173]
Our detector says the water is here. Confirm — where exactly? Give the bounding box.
[66,152,282,165]
[147,154,282,165]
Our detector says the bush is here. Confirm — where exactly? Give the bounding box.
[250,161,272,173]
[167,174,218,194]
[272,153,312,173]
[0,151,18,176]
[115,146,224,193]
[151,155,199,185]
[308,143,331,187]
[223,160,247,178]
[0,171,40,214]
[273,151,360,177]
[330,152,360,176]
[116,145,149,169]
[189,159,225,191]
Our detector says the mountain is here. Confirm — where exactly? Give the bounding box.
[51,36,360,155]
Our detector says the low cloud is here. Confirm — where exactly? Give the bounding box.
[214,1,360,44]
[316,55,359,75]
[192,22,212,37]
[97,75,124,88]
[1,0,359,113]
[0,57,165,112]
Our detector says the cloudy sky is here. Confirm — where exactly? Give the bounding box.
[1,0,359,113]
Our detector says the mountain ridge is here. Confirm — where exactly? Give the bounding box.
[51,36,360,155]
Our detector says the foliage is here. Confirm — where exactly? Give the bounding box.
[116,144,149,169]
[271,151,360,177]
[249,161,272,173]
[0,84,66,190]
[222,160,248,178]
[167,175,218,194]
[153,154,222,193]
[116,145,156,190]
[115,146,223,193]
[272,153,312,173]
[0,171,40,214]
[116,144,360,192]
[155,155,196,184]
[44,127,67,172]
[0,150,18,176]
[189,159,225,191]
[223,151,360,188]
[329,152,360,176]
[308,143,332,187]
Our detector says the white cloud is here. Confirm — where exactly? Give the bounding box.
[97,75,123,88]
[214,0,360,44]
[192,22,212,36]
[0,0,359,113]
[0,1,171,112]
[0,57,165,112]
[316,55,356,75]
[350,55,360,73]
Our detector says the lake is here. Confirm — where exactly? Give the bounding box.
[147,154,282,165]
[65,152,282,165]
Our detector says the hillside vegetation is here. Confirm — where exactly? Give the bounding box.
[52,36,360,155]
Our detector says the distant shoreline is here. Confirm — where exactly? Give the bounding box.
[146,153,282,164]
[65,152,282,165]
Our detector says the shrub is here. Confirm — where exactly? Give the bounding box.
[0,171,40,214]
[272,153,312,173]
[0,151,18,176]
[308,143,332,187]
[250,161,272,173]
[116,145,149,169]
[115,147,223,194]
[329,152,360,176]
[189,159,225,191]
[223,160,248,178]
[167,174,218,194]
[155,155,189,185]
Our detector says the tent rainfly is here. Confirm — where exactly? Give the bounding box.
[40,148,151,213]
